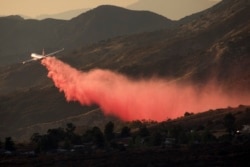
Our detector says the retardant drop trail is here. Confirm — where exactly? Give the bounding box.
[41,57,250,121]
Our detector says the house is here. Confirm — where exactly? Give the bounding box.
[164,138,176,146]
[242,125,250,134]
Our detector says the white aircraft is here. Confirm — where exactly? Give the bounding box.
[22,48,64,64]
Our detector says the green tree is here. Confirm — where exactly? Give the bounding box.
[150,131,162,146]
[168,125,186,144]
[36,133,62,152]
[38,135,51,152]
[65,123,81,145]
[139,125,150,137]
[120,126,131,138]
[188,130,201,144]
[104,121,115,142]
[31,133,42,143]
[201,129,216,144]
[82,129,94,143]
[33,128,66,152]
[63,139,71,150]
[4,137,15,151]
[30,133,43,153]
[130,120,143,128]
[66,123,76,134]
[70,134,82,145]
[47,127,65,143]
[92,126,105,147]
[224,113,235,134]
[184,112,194,117]
[169,125,183,138]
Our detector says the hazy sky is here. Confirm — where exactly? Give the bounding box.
[128,0,222,20]
[0,0,221,20]
[0,0,137,17]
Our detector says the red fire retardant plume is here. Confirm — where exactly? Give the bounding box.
[41,57,250,121]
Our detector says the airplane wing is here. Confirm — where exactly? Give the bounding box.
[45,48,64,57]
[22,59,35,64]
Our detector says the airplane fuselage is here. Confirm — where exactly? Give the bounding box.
[31,53,45,60]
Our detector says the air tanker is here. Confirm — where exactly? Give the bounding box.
[22,48,64,64]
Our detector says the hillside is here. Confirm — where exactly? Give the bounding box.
[59,0,250,91]
[1,0,249,94]
[0,0,249,141]
[0,5,173,66]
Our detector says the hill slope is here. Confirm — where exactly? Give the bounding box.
[60,0,250,91]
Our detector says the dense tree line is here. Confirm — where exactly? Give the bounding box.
[0,137,16,151]
[0,112,242,153]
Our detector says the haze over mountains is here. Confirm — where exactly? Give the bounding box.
[0,5,172,66]
[36,8,89,20]
[128,0,221,20]
[7,0,221,21]
[0,0,249,141]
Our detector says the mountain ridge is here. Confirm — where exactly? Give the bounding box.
[0,5,173,66]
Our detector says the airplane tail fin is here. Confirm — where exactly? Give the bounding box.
[42,49,45,56]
